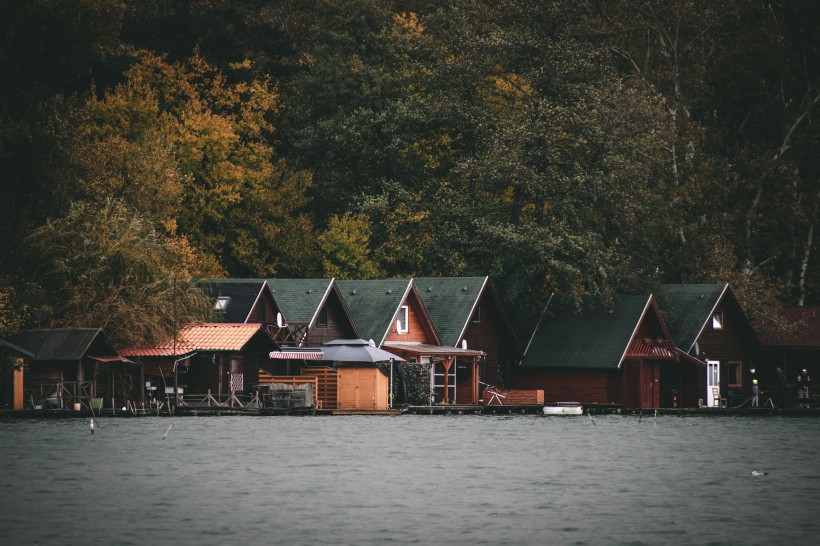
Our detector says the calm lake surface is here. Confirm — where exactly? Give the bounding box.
[1,414,818,545]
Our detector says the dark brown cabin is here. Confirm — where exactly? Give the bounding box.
[659,284,763,408]
[0,328,131,411]
[509,295,695,409]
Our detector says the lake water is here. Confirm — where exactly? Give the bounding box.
[0,414,818,545]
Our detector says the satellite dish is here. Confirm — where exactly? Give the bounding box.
[368,339,376,347]
[276,312,284,328]
[462,339,468,350]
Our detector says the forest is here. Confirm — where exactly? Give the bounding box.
[0,0,818,348]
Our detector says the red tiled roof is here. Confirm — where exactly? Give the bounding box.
[122,323,266,357]
[760,307,820,347]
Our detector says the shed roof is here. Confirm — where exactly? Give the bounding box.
[122,323,273,357]
[522,295,654,369]
[657,284,728,352]
[336,279,414,345]
[2,328,119,361]
[760,307,820,348]
[199,279,268,323]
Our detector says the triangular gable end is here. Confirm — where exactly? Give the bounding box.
[621,296,677,366]
[383,282,442,347]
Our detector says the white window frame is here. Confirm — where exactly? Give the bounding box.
[397,305,409,334]
[712,312,724,330]
[214,297,231,311]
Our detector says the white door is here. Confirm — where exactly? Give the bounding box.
[706,359,720,407]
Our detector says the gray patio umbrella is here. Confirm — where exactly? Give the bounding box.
[320,339,406,363]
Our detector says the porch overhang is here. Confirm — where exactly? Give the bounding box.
[383,341,484,361]
[625,338,677,360]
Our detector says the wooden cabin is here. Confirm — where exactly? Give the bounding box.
[759,306,820,407]
[509,295,699,409]
[658,284,763,408]
[0,328,130,411]
[121,323,277,407]
[415,277,522,394]
[337,279,484,406]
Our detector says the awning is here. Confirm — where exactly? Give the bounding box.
[89,355,135,364]
[269,349,324,360]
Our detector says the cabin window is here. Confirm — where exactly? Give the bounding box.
[712,312,724,330]
[728,362,742,387]
[257,303,266,323]
[214,297,231,311]
[317,306,328,327]
[397,305,409,334]
[472,305,482,324]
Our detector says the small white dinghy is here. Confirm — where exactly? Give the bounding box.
[542,402,583,415]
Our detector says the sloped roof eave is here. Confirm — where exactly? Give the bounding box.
[617,296,652,369]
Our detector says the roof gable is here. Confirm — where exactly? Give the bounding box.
[199,279,268,323]
[522,295,654,369]
[266,278,335,325]
[337,279,416,345]
[658,284,728,352]
[414,277,487,346]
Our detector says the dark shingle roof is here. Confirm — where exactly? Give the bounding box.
[657,284,727,352]
[414,277,487,347]
[336,279,412,345]
[199,279,267,323]
[522,295,652,369]
[760,307,820,347]
[4,328,114,361]
[265,279,334,325]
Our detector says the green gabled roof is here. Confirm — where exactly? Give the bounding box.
[414,277,487,347]
[199,279,267,323]
[522,295,652,369]
[657,284,727,353]
[336,279,413,345]
[265,279,334,325]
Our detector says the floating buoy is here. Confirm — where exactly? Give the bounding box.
[89,418,96,434]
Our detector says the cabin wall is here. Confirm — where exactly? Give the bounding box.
[698,300,761,403]
[337,367,388,410]
[247,293,278,327]
[463,294,511,389]
[508,367,622,405]
[386,298,434,343]
[307,294,357,346]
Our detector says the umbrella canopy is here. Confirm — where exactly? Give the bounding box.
[320,339,406,363]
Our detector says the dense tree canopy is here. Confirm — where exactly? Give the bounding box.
[1,0,819,341]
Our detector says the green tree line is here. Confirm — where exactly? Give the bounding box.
[1,0,818,346]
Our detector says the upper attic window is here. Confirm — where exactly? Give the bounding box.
[214,297,231,311]
[472,305,482,324]
[712,312,724,330]
[397,305,409,334]
[317,306,328,327]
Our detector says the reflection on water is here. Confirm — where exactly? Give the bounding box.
[0,415,818,545]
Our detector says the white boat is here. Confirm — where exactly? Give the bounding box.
[543,402,584,415]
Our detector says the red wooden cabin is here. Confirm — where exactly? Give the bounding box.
[510,295,699,409]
